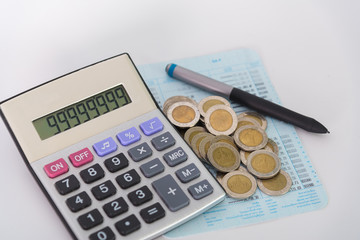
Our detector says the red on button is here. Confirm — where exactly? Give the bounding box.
[44,158,69,178]
[69,147,93,167]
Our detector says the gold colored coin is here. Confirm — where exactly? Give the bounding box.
[263,138,279,155]
[237,111,267,130]
[167,101,200,128]
[204,105,237,136]
[240,150,251,166]
[221,170,257,199]
[233,125,268,151]
[198,96,230,118]
[210,135,238,149]
[236,116,261,130]
[199,135,215,162]
[257,170,292,196]
[191,132,213,158]
[184,126,206,144]
[163,96,197,115]
[247,150,281,179]
[207,142,240,172]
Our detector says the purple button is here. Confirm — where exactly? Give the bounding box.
[117,127,141,146]
[140,117,163,136]
[93,137,117,157]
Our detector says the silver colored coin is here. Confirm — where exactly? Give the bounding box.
[198,135,215,162]
[190,132,214,159]
[184,126,207,145]
[239,150,251,166]
[233,125,268,151]
[167,101,200,128]
[257,170,292,196]
[247,150,281,179]
[163,96,197,115]
[204,105,238,136]
[263,138,279,155]
[207,142,241,173]
[237,111,267,130]
[198,96,230,118]
[221,170,257,199]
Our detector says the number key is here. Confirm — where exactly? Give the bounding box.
[78,209,103,230]
[127,186,153,206]
[55,174,80,195]
[91,180,117,201]
[116,169,141,189]
[66,191,91,212]
[103,197,129,218]
[89,227,115,240]
[80,164,105,183]
[104,153,129,173]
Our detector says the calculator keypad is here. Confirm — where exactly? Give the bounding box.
[34,112,225,240]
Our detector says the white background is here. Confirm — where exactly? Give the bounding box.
[1,1,359,239]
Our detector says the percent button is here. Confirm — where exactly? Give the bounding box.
[117,127,141,146]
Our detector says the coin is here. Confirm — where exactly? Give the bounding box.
[184,126,207,145]
[210,135,238,149]
[233,125,268,151]
[237,111,267,130]
[199,135,215,162]
[236,116,261,130]
[263,138,279,155]
[247,150,281,179]
[167,101,200,128]
[191,132,214,158]
[239,150,251,166]
[163,96,197,115]
[207,142,240,172]
[257,170,292,196]
[204,105,238,136]
[198,96,230,118]
[221,170,257,199]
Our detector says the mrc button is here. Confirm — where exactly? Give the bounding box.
[163,147,188,167]
[69,147,94,167]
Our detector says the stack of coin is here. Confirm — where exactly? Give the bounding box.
[163,95,292,199]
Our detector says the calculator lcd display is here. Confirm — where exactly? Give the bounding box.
[32,84,132,140]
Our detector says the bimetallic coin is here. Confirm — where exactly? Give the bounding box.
[163,96,197,115]
[221,170,257,199]
[237,111,267,130]
[263,138,279,155]
[239,150,251,166]
[167,101,200,128]
[257,170,292,196]
[191,132,214,159]
[204,105,238,136]
[236,116,261,130]
[207,142,240,172]
[233,125,268,151]
[184,126,206,145]
[210,135,238,149]
[247,150,281,179]
[198,96,230,118]
[199,135,215,162]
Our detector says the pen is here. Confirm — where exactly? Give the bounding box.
[165,64,329,134]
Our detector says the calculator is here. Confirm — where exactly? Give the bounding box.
[0,53,225,240]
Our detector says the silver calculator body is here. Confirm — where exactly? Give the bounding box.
[0,53,225,240]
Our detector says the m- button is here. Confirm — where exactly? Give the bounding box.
[69,147,94,167]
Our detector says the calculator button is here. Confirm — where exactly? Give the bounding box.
[80,164,105,184]
[115,214,141,236]
[66,191,92,212]
[188,180,214,200]
[128,142,152,162]
[139,117,164,136]
[89,227,115,240]
[104,153,129,173]
[93,137,117,157]
[127,186,153,206]
[91,180,117,201]
[117,127,141,146]
[116,169,141,189]
[44,158,69,178]
[175,163,201,183]
[140,158,164,178]
[152,174,190,212]
[55,174,80,195]
[151,132,175,151]
[140,202,166,224]
[78,209,103,230]
[163,147,188,167]
[69,147,93,167]
[103,197,129,218]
